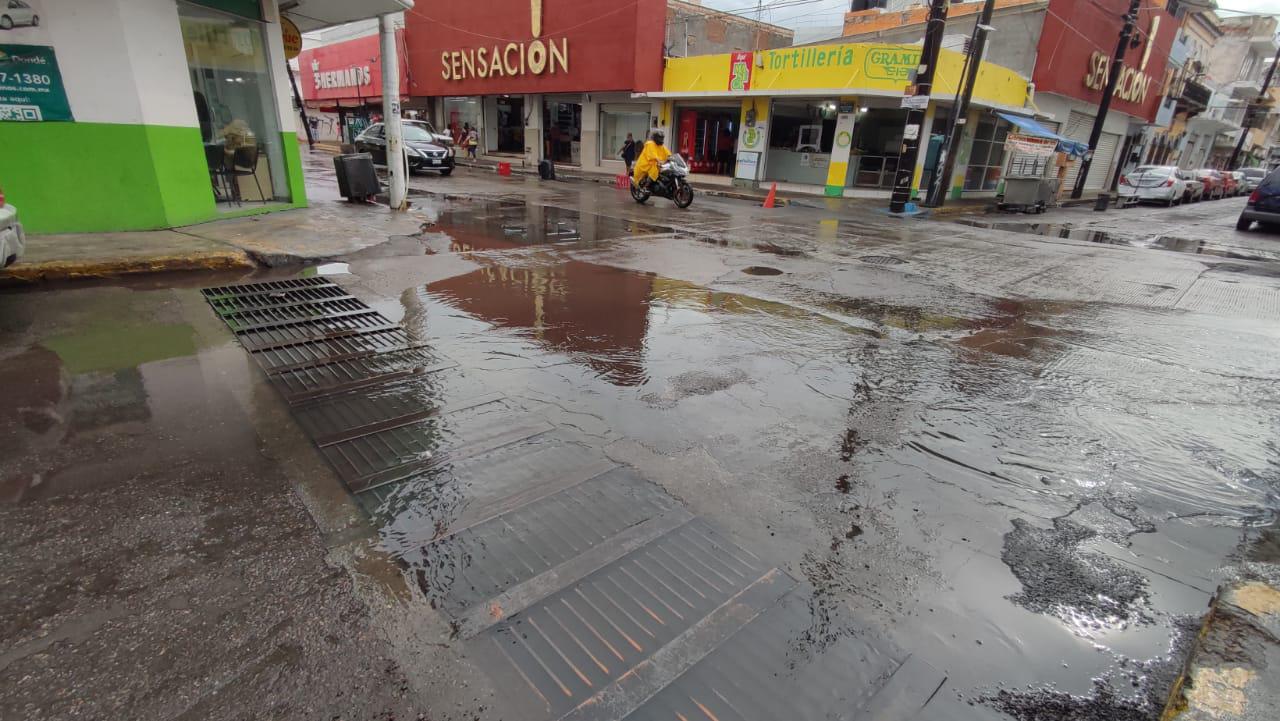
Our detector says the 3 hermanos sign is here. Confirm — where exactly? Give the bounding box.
[313,58,372,90]
[1082,15,1161,104]
[440,0,569,81]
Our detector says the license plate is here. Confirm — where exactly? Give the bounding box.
[427,159,439,166]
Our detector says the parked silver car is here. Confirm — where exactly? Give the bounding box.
[1239,167,1267,193]
[1119,165,1195,206]
[0,0,38,29]
[0,184,25,268]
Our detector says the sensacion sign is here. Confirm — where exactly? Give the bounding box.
[440,0,569,81]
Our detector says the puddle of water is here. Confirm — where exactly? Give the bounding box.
[954,219,1273,262]
[428,200,668,253]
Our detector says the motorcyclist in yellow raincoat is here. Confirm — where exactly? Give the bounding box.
[633,131,672,188]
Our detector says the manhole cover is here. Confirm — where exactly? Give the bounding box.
[742,266,784,276]
[859,255,906,265]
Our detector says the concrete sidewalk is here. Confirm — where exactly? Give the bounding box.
[1162,580,1280,721]
[0,196,435,285]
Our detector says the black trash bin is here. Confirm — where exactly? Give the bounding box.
[334,153,380,201]
[538,158,556,181]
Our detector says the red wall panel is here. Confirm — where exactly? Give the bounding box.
[1033,0,1177,122]
[404,0,666,96]
[297,31,408,103]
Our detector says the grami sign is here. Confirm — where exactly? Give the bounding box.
[441,0,569,81]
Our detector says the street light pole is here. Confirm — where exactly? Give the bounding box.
[1071,0,1141,200]
[380,14,407,211]
[1227,43,1280,169]
[890,0,949,213]
[925,0,995,208]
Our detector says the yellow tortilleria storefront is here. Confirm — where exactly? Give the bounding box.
[642,42,1031,199]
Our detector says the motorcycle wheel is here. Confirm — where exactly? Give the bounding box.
[630,181,650,204]
[673,184,694,209]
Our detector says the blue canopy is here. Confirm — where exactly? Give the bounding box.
[996,112,1089,158]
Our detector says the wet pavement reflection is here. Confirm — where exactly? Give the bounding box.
[5,187,1280,721]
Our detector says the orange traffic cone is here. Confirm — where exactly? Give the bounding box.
[763,182,778,209]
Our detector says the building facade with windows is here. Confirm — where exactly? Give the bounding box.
[840,0,1179,195]
[646,41,1030,199]
[0,0,407,235]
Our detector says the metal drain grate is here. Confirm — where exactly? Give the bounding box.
[218,299,380,331]
[859,254,906,266]
[268,347,452,404]
[251,327,426,373]
[207,285,359,315]
[476,519,774,720]
[237,314,401,352]
[407,469,680,616]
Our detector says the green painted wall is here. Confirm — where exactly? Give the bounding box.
[0,122,215,234]
[0,123,306,234]
[280,131,308,209]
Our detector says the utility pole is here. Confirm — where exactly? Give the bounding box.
[286,63,314,151]
[1071,0,1140,200]
[891,0,949,214]
[925,0,995,208]
[379,14,407,211]
[1227,42,1280,169]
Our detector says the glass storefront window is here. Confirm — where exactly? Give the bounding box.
[764,99,838,185]
[599,105,650,162]
[443,97,482,145]
[963,119,1010,191]
[180,1,288,208]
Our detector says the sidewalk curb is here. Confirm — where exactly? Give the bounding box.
[1161,580,1280,721]
[0,250,255,286]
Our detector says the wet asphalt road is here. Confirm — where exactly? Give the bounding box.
[2,166,1279,721]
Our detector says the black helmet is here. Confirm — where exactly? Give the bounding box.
[651,131,665,145]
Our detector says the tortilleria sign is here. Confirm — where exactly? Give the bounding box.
[440,0,569,81]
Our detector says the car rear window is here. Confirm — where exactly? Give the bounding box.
[1262,169,1280,189]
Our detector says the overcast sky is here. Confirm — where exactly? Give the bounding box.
[697,0,1280,34]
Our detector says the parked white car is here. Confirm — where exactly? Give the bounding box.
[1,185,25,267]
[0,0,38,29]
[1119,165,1195,206]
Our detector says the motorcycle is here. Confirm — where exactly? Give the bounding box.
[631,154,695,208]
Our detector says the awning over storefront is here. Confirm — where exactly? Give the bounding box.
[996,112,1089,157]
[280,0,414,32]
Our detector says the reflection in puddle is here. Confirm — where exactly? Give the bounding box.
[430,200,667,253]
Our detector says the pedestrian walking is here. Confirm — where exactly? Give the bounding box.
[466,127,479,159]
[619,133,638,174]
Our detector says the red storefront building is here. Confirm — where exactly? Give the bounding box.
[294,30,410,144]
[404,0,667,174]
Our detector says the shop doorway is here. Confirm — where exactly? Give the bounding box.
[764,99,838,186]
[544,99,582,165]
[180,1,289,210]
[674,105,738,175]
[848,108,908,189]
[492,96,525,154]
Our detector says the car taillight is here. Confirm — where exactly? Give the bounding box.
[0,185,5,207]
[1119,175,1128,185]
[1163,178,1174,187]
[1249,188,1261,204]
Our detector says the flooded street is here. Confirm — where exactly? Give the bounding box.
[3,174,1279,720]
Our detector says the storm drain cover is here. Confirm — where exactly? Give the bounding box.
[202,276,462,495]
[858,254,906,266]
